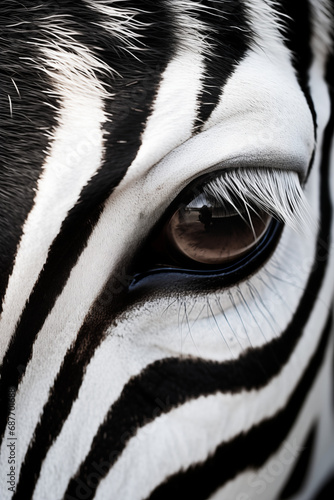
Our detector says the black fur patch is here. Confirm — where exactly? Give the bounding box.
[0,2,59,310]
[279,423,317,499]
[275,0,317,183]
[276,0,316,127]
[312,475,334,499]
[194,0,252,129]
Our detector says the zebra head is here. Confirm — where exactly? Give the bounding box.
[0,1,334,499]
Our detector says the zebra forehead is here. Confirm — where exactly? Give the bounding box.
[1,0,313,170]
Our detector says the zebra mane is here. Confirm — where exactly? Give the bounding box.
[202,168,314,233]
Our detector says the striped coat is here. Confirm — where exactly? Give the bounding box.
[0,1,334,499]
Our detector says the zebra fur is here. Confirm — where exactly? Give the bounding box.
[0,1,334,499]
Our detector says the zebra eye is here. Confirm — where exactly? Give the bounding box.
[143,172,280,272]
[162,195,272,266]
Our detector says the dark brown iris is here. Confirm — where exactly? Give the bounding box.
[165,203,272,266]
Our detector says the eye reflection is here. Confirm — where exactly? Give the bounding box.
[165,193,272,266]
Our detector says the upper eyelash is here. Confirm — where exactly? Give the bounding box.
[201,168,314,233]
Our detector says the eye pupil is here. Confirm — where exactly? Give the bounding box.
[166,199,272,266]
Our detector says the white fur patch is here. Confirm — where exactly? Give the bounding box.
[244,0,289,53]
[84,0,152,59]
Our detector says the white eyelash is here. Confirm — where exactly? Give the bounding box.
[202,168,315,233]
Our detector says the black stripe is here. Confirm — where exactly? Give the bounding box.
[194,0,252,129]
[279,423,317,499]
[275,0,317,172]
[145,314,332,500]
[62,36,334,497]
[0,0,176,446]
[12,276,132,500]
[275,0,318,182]
[0,4,58,311]
[313,475,334,499]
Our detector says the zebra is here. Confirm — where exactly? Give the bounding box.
[0,0,334,499]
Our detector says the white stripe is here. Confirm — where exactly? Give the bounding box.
[84,0,150,58]
[119,2,208,183]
